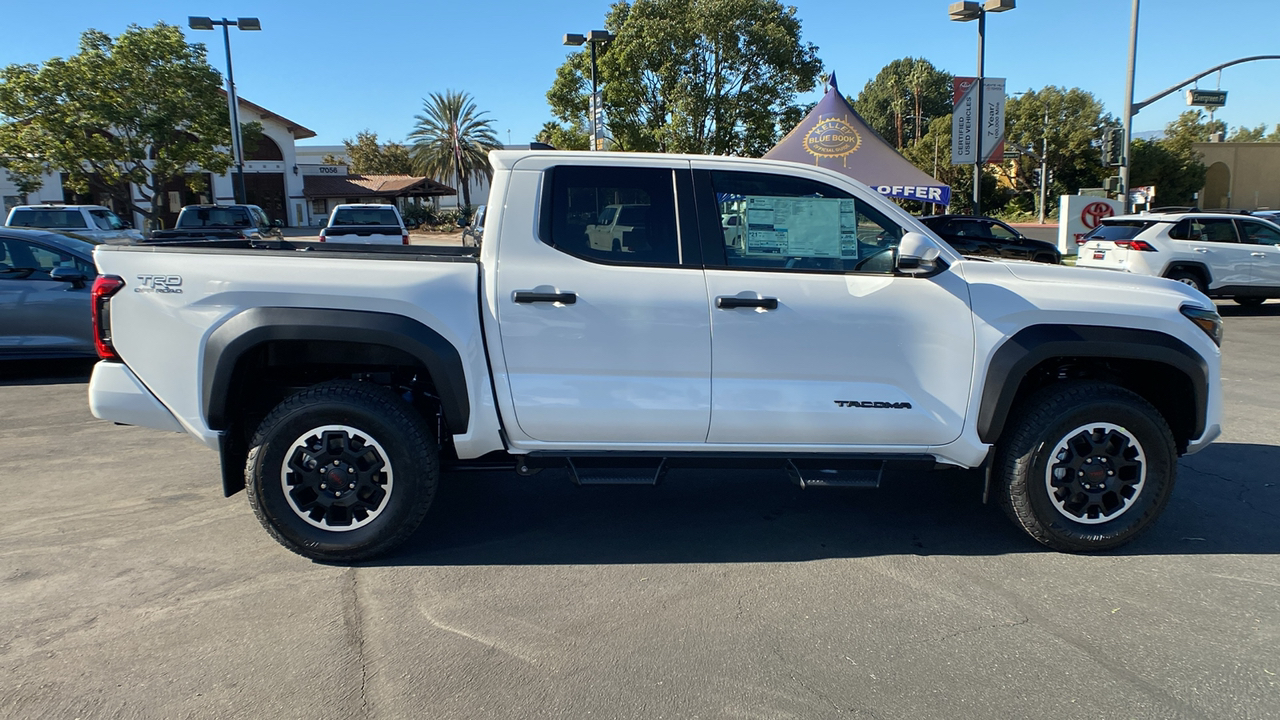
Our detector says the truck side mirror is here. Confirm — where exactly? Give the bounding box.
[896,232,942,274]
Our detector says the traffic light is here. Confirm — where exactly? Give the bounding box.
[1101,128,1124,167]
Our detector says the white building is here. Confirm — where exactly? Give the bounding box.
[1,95,318,228]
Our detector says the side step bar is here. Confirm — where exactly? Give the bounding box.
[568,457,666,486]
[785,459,883,489]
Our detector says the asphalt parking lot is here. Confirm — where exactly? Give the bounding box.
[2,302,1278,720]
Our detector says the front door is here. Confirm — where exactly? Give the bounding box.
[694,166,975,447]
[0,237,95,357]
[1169,217,1253,289]
[494,162,712,444]
[1237,219,1280,288]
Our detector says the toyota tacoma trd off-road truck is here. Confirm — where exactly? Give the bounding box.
[87,151,1223,561]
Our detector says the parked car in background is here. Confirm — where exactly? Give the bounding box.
[148,204,283,242]
[0,227,100,359]
[586,203,651,253]
[6,204,143,242]
[461,205,485,247]
[1075,209,1280,306]
[320,204,408,245]
[919,215,1061,264]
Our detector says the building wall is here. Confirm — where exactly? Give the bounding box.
[1193,142,1280,211]
[1,99,312,227]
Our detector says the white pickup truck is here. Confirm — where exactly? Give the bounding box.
[88,150,1223,561]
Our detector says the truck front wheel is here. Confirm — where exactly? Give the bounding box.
[995,381,1176,552]
[245,380,438,561]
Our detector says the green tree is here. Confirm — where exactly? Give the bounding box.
[1127,110,1226,206]
[332,130,414,174]
[408,90,503,208]
[0,23,237,221]
[535,120,590,150]
[1227,123,1268,143]
[853,58,952,149]
[546,0,822,156]
[1000,86,1117,210]
[901,114,999,215]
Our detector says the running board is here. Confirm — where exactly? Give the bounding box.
[568,457,666,486]
[786,459,883,489]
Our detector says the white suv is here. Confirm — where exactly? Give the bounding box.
[5,204,144,242]
[1076,210,1280,306]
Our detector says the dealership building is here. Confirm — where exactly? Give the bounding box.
[0,96,454,228]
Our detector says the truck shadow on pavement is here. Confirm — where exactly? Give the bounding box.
[0,358,97,385]
[1215,301,1280,317]
[374,441,1279,566]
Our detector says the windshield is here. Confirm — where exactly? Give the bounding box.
[178,207,253,228]
[331,208,400,226]
[1085,221,1156,242]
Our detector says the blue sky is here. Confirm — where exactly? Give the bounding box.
[2,0,1278,148]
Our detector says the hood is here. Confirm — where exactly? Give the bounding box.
[999,261,1211,307]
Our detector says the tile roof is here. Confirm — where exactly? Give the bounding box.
[303,174,457,198]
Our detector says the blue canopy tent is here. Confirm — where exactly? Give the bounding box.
[764,74,950,206]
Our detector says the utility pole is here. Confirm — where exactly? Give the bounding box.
[1039,105,1048,224]
[1119,0,1139,213]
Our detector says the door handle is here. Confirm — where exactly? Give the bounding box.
[1251,252,1267,258]
[716,296,778,310]
[513,290,576,304]
[1192,247,1210,253]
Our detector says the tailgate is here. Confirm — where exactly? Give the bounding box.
[1076,240,1130,270]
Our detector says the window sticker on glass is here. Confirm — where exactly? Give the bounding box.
[741,196,853,259]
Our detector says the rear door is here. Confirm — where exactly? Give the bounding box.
[1168,217,1252,288]
[692,165,975,447]
[492,160,712,444]
[1236,219,1280,288]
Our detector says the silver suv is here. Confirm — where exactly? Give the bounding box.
[1076,209,1280,306]
[5,204,143,242]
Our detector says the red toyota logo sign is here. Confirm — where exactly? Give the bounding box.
[1081,202,1115,229]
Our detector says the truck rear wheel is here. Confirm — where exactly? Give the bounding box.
[995,381,1176,552]
[245,380,438,561]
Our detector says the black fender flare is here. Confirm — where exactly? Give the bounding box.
[1160,261,1213,285]
[202,307,470,433]
[977,324,1208,444]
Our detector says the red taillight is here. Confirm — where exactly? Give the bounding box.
[318,229,327,242]
[402,233,410,245]
[1115,240,1157,251]
[91,275,125,361]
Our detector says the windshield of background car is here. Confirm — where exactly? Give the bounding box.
[7,209,89,229]
[1085,221,1156,242]
[89,209,124,230]
[332,208,399,226]
[178,208,253,227]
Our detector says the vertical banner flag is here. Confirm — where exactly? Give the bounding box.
[951,77,977,164]
[592,91,606,150]
[952,77,1006,165]
[982,78,1006,164]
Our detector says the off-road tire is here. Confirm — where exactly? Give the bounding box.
[995,381,1176,552]
[245,380,438,562]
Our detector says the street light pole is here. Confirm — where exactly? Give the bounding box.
[1039,105,1049,224]
[189,16,261,204]
[564,31,615,151]
[949,1,1015,217]
[1119,0,1139,213]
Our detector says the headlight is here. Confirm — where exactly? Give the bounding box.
[1180,305,1222,346]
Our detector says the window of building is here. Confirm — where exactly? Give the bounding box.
[543,165,679,266]
[707,170,903,273]
[311,199,328,216]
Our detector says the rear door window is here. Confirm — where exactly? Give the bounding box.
[1169,218,1239,243]
[542,165,680,266]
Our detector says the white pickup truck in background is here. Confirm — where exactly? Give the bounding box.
[87,150,1223,562]
[319,203,409,245]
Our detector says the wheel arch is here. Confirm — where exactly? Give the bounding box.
[977,325,1208,454]
[1161,261,1213,287]
[204,308,470,496]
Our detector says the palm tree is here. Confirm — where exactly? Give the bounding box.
[408,90,503,210]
